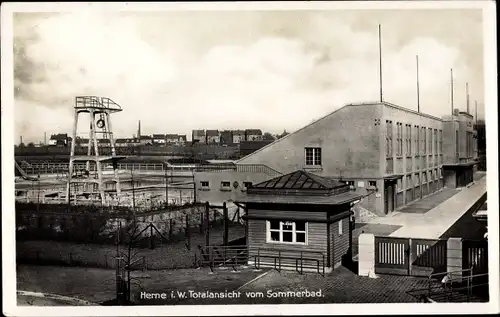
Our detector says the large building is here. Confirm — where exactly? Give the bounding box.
[194,102,478,217]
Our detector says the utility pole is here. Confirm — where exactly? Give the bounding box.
[378,24,384,102]
[416,55,420,113]
[450,68,454,115]
[466,82,470,114]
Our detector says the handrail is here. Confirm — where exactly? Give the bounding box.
[427,267,489,302]
[254,247,325,276]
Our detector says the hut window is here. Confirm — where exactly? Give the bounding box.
[267,220,307,244]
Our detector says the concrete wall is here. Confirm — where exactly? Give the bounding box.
[238,104,383,179]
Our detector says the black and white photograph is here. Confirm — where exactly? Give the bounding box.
[2,1,498,316]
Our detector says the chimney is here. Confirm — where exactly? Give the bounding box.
[453,109,460,116]
[138,120,141,139]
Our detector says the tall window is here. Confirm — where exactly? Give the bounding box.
[396,122,403,156]
[415,125,419,155]
[439,130,443,155]
[267,220,307,244]
[405,124,412,156]
[433,129,438,155]
[421,127,426,155]
[455,130,459,158]
[386,120,393,158]
[406,175,412,189]
[414,173,420,186]
[305,147,322,166]
[428,128,432,154]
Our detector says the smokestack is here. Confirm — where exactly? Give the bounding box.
[378,24,383,103]
[450,68,454,116]
[138,120,141,139]
[416,55,420,113]
[466,82,470,114]
[44,132,47,145]
[20,136,23,145]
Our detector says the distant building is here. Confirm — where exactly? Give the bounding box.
[152,134,166,145]
[139,135,153,146]
[245,129,263,141]
[220,130,233,145]
[115,138,140,147]
[206,130,220,144]
[178,135,187,145]
[192,130,206,144]
[232,130,246,143]
[48,133,69,147]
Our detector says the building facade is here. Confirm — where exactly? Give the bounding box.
[192,130,206,144]
[206,130,220,144]
[152,134,166,145]
[245,129,263,141]
[194,102,478,217]
[232,130,246,143]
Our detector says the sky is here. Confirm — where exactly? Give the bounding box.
[13,8,485,143]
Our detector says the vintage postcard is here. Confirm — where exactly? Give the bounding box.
[2,1,498,316]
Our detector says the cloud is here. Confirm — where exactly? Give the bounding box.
[13,10,483,143]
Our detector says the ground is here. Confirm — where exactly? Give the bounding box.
[17,264,267,305]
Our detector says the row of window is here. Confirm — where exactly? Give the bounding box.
[200,181,252,190]
[386,121,443,158]
[266,219,344,245]
[396,168,443,191]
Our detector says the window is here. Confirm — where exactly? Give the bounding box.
[433,129,438,155]
[415,125,419,155]
[386,120,393,157]
[243,182,252,189]
[368,181,377,188]
[414,173,420,186]
[406,124,412,156]
[422,172,428,184]
[267,220,307,244]
[397,179,402,191]
[221,181,231,189]
[428,128,432,155]
[396,122,403,156]
[455,130,459,158]
[438,130,443,155]
[439,168,443,179]
[345,180,355,187]
[421,127,426,155]
[201,181,209,188]
[338,220,343,235]
[305,147,322,166]
[406,175,412,189]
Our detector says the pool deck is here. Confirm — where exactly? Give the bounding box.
[367,173,487,240]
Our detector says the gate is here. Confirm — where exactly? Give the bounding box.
[463,239,488,274]
[375,237,447,276]
[411,239,447,277]
[375,237,409,275]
